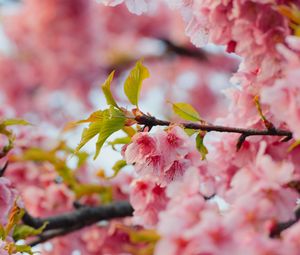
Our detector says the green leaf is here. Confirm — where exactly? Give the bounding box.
[75,111,104,153]
[129,229,160,243]
[94,107,126,159]
[184,128,197,136]
[73,184,108,198]
[2,119,31,126]
[101,70,119,108]
[0,224,5,240]
[19,148,78,188]
[5,204,24,238]
[0,118,31,158]
[196,133,208,160]
[172,102,201,122]
[108,137,131,150]
[124,61,150,107]
[76,110,104,124]
[13,222,48,240]
[14,244,34,255]
[288,140,300,152]
[109,159,127,178]
[76,121,103,153]
[75,107,126,159]
[76,151,89,168]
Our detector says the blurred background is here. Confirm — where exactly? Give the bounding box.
[0,0,239,172]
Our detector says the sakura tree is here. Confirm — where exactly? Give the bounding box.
[0,0,300,254]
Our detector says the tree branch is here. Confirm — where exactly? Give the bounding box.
[23,201,133,246]
[160,38,208,61]
[135,114,292,147]
[23,201,133,231]
[270,206,300,237]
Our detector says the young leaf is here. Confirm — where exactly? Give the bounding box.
[0,118,31,158]
[76,110,104,124]
[129,229,160,243]
[108,137,131,150]
[172,102,201,122]
[124,61,150,107]
[16,147,78,188]
[73,184,108,198]
[184,128,197,136]
[2,119,31,126]
[13,222,48,240]
[196,133,208,160]
[288,140,300,152]
[76,121,103,153]
[14,244,34,255]
[254,95,274,130]
[5,203,24,238]
[94,107,126,159]
[0,224,5,239]
[101,70,119,108]
[109,159,127,178]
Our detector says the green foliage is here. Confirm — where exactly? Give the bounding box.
[0,118,31,158]
[184,128,198,136]
[101,70,119,108]
[75,107,126,159]
[129,229,160,243]
[13,222,48,240]
[76,117,103,152]
[17,147,78,188]
[2,119,31,126]
[124,61,150,107]
[14,244,34,255]
[0,208,35,255]
[4,203,24,239]
[0,224,5,240]
[13,144,112,199]
[109,159,127,179]
[73,184,109,199]
[288,140,300,152]
[196,132,208,160]
[108,136,131,150]
[94,107,126,159]
[172,102,201,122]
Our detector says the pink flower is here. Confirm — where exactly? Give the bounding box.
[0,177,18,225]
[99,0,153,15]
[125,126,201,186]
[125,132,158,165]
[261,37,300,139]
[130,177,168,226]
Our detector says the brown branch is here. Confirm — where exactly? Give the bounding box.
[270,206,300,237]
[0,161,8,177]
[135,114,292,138]
[28,227,79,247]
[23,201,133,246]
[160,38,208,61]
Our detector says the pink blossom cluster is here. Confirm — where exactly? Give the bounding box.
[123,125,300,253]
[166,0,289,84]
[0,177,18,226]
[1,0,300,253]
[113,1,300,254]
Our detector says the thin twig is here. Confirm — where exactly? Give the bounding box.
[270,206,300,237]
[0,161,8,177]
[135,114,292,139]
